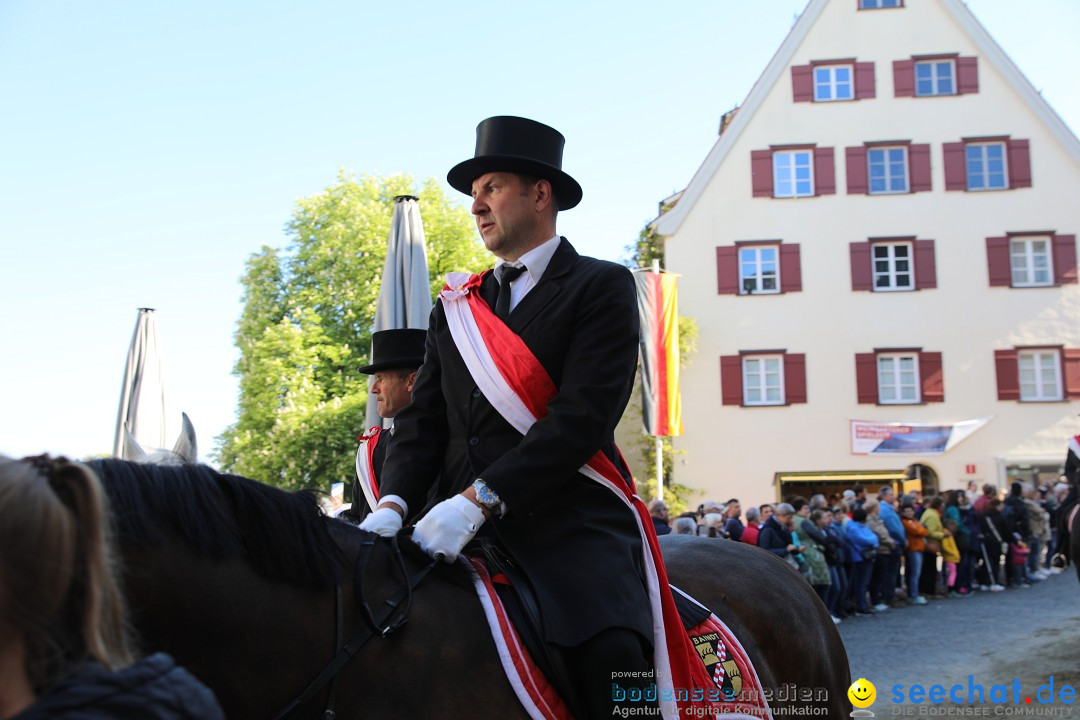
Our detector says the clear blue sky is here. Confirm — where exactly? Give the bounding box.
[1,1,1077,463]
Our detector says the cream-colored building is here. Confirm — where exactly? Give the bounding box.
[654,0,1080,506]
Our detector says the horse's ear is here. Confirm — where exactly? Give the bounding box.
[172,412,198,464]
[122,423,149,461]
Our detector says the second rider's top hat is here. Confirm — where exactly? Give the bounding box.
[357,329,427,374]
[446,116,583,210]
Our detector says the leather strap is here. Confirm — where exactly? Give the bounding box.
[271,533,437,720]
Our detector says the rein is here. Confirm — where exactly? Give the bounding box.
[272,532,438,720]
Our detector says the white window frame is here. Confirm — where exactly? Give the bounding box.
[773,151,814,198]
[813,64,854,102]
[1010,237,1054,287]
[871,241,915,292]
[914,59,955,96]
[877,353,920,404]
[966,142,1008,191]
[1018,350,1062,402]
[867,146,909,194]
[743,355,785,406]
[738,245,781,295]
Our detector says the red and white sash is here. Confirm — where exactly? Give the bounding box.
[439,271,719,720]
[355,426,383,512]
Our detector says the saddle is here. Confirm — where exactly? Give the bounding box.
[463,539,773,720]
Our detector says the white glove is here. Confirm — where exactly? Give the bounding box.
[358,506,403,537]
[413,494,486,563]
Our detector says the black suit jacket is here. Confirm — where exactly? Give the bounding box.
[381,238,652,646]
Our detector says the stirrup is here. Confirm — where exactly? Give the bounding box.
[1049,552,1068,570]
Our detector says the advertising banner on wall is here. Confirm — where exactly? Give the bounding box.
[851,417,992,455]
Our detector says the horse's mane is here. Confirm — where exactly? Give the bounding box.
[88,459,342,588]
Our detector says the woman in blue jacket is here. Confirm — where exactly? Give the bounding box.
[844,507,880,616]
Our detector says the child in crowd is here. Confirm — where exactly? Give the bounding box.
[942,518,961,598]
[1010,535,1031,588]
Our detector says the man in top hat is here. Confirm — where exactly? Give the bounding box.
[341,328,426,524]
[359,116,658,716]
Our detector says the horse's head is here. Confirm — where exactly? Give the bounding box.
[122,412,198,464]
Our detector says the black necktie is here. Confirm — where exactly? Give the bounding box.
[495,264,526,321]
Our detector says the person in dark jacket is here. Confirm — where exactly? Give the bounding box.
[9,653,224,720]
[979,497,1010,591]
[823,510,850,618]
[722,498,745,541]
[757,502,798,558]
[341,328,427,523]
[1003,481,1030,539]
[0,454,223,720]
[648,498,672,536]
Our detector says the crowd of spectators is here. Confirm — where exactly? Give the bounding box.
[648,480,1071,624]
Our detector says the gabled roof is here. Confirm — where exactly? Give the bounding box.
[654,0,1080,236]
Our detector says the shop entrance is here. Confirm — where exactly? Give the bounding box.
[775,469,906,507]
[903,463,939,495]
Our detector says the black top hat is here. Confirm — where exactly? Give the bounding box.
[358,329,427,374]
[447,116,583,210]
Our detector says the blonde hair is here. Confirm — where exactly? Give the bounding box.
[0,454,133,692]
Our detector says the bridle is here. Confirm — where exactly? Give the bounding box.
[272,532,438,720]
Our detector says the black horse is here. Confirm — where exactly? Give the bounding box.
[89,459,851,719]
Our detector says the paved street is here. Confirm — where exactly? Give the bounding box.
[839,569,1080,713]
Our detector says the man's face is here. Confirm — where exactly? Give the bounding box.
[760,505,774,521]
[371,369,415,419]
[881,488,894,504]
[471,172,542,260]
[728,502,741,518]
[652,504,669,520]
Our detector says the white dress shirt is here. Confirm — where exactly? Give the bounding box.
[494,235,561,315]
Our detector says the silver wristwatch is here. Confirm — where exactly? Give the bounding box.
[472,479,503,515]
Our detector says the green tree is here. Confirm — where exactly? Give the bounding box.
[623,221,699,513]
[215,172,487,491]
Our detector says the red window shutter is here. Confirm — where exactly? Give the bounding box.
[909,144,932,192]
[1007,139,1032,189]
[893,60,915,97]
[1053,234,1078,285]
[943,142,967,191]
[956,56,979,94]
[779,244,802,293]
[814,147,836,196]
[785,353,807,404]
[994,349,1020,401]
[1063,349,1080,400]
[986,236,1012,287]
[920,351,944,403]
[854,62,876,99]
[716,246,739,295]
[914,239,937,289]
[792,65,814,102]
[850,241,872,291]
[856,353,879,404]
[845,146,869,194]
[721,355,744,406]
[751,150,774,198]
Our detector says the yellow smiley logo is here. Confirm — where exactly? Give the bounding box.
[848,678,877,709]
